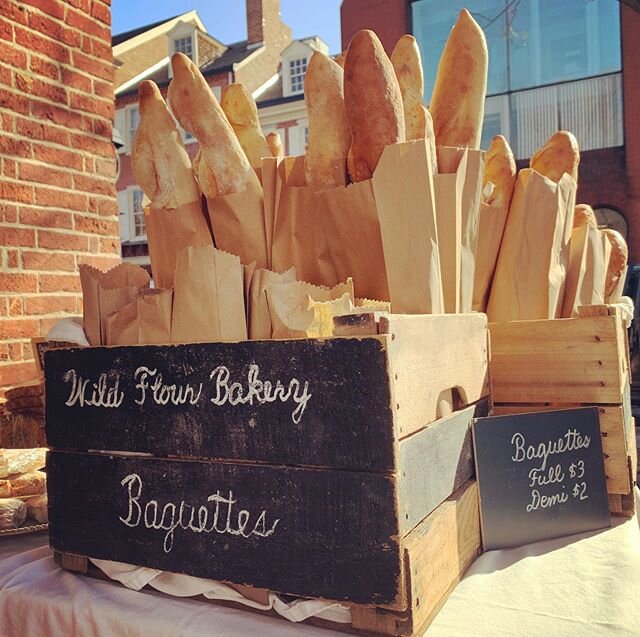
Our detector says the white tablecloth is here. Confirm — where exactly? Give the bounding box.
[1,497,640,637]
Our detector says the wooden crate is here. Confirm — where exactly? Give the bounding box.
[45,313,489,635]
[490,304,637,516]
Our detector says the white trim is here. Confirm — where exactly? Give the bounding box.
[113,10,204,56]
[127,186,147,241]
[252,73,279,100]
[116,57,170,95]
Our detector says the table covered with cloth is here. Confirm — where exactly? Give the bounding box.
[1,492,639,637]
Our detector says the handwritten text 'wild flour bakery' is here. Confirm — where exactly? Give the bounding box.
[62,365,313,424]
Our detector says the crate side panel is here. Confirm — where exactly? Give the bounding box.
[381,314,489,438]
[44,338,395,472]
[47,451,405,608]
[398,404,476,535]
[490,316,624,404]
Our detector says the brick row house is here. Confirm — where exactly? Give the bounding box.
[114,0,328,268]
[341,0,640,262]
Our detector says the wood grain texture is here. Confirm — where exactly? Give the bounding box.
[44,338,396,472]
[381,313,489,438]
[47,451,405,608]
[398,404,476,534]
[489,313,626,404]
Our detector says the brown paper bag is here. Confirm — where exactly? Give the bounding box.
[146,200,213,289]
[106,289,173,346]
[607,266,628,304]
[206,180,269,270]
[260,157,279,269]
[171,245,247,343]
[372,140,443,314]
[433,166,463,314]
[437,147,484,313]
[355,298,392,313]
[487,170,576,321]
[247,266,296,340]
[472,202,509,312]
[97,263,150,345]
[270,156,339,288]
[562,225,611,317]
[269,293,354,339]
[79,265,103,345]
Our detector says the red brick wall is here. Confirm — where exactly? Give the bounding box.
[0,0,120,390]
[340,0,407,54]
[622,4,640,263]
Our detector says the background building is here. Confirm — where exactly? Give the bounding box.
[342,0,640,261]
[114,0,326,267]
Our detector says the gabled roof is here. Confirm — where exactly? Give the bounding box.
[112,15,181,46]
[200,40,253,73]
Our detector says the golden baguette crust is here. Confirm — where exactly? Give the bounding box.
[573,204,598,229]
[167,53,258,197]
[430,9,488,149]
[304,52,350,187]
[602,228,628,297]
[221,83,271,170]
[483,135,516,210]
[132,80,200,208]
[334,52,346,68]
[266,132,283,158]
[391,35,425,141]
[344,29,405,182]
[530,131,580,184]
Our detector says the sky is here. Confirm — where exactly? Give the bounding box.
[111,0,344,54]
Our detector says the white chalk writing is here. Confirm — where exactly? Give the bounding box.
[134,366,203,406]
[63,369,124,408]
[511,429,591,472]
[209,364,312,424]
[119,473,280,553]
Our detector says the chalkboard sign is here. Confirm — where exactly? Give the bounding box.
[44,338,395,472]
[472,407,610,550]
[47,451,404,607]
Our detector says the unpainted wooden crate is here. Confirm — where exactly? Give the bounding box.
[490,304,637,516]
[45,312,489,636]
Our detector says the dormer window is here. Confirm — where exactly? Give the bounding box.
[289,57,307,94]
[173,35,193,60]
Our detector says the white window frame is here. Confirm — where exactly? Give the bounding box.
[287,57,307,95]
[125,105,140,152]
[481,94,510,151]
[168,23,198,76]
[128,186,146,242]
[173,35,193,60]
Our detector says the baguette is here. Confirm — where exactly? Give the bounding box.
[132,80,200,208]
[0,498,27,530]
[483,135,516,210]
[430,9,488,149]
[344,29,405,182]
[573,204,598,228]
[603,228,628,298]
[304,51,350,187]
[530,131,580,184]
[167,53,258,197]
[220,83,271,170]
[26,494,48,523]
[266,131,283,158]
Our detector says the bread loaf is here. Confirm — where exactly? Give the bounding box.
[483,135,516,210]
[391,35,425,141]
[26,494,48,523]
[167,53,258,197]
[530,131,580,184]
[0,470,46,498]
[220,83,271,170]
[0,498,27,530]
[131,80,199,208]
[334,52,346,68]
[603,228,628,298]
[266,132,283,158]
[344,29,405,182]
[573,204,598,228]
[304,51,350,187]
[430,9,488,149]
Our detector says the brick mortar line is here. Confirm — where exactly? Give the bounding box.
[1,175,117,195]
[3,158,116,181]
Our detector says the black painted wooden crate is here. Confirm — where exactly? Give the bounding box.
[45,313,489,629]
